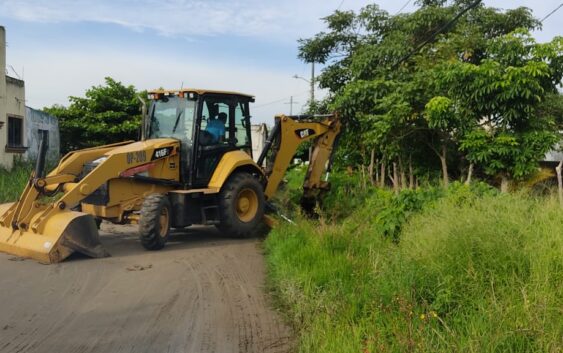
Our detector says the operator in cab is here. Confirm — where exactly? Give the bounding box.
[206,112,227,143]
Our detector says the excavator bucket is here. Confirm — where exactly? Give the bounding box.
[0,202,109,264]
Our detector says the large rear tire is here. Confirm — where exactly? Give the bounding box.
[139,194,171,250]
[217,172,265,238]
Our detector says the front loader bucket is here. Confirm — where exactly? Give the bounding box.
[0,203,109,264]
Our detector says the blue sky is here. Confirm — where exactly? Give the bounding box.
[0,0,561,123]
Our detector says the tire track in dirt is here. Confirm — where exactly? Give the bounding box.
[0,225,292,353]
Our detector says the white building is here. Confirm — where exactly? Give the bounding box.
[251,123,268,164]
[0,26,59,169]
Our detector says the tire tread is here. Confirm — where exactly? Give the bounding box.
[139,194,170,250]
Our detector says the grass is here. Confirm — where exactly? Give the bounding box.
[0,161,33,203]
[265,172,563,352]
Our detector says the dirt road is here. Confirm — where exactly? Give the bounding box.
[0,225,292,353]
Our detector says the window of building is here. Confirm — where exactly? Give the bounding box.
[7,116,23,148]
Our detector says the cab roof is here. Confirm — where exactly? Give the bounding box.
[148,88,255,101]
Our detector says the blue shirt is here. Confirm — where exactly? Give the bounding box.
[206,118,225,143]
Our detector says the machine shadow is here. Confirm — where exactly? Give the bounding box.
[65,225,262,262]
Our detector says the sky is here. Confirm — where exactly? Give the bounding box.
[0,0,561,124]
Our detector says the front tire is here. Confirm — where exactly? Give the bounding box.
[139,194,171,250]
[217,172,265,238]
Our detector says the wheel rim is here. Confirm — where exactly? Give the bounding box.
[159,207,169,237]
[236,188,259,223]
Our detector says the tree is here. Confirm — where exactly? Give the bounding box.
[298,1,561,189]
[44,77,145,154]
[424,96,462,187]
[443,32,563,189]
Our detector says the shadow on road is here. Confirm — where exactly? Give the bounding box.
[64,224,263,262]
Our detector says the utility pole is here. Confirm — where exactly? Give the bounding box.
[284,96,299,115]
[293,61,316,108]
[310,62,315,104]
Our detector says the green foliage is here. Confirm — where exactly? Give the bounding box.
[44,77,145,154]
[299,2,561,185]
[424,96,455,130]
[374,187,444,239]
[317,171,372,219]
[0,161,33,203]
[538,92,563,134]
[266,188,563,352]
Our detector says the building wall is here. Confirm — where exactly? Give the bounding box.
[544,145,563,162]
[25,107,60,163]
[0,26,27,169]
[0,26,6,168]
[251,123,268,164]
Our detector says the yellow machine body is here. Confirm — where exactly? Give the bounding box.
[208,150,263,191]
[0,202,102,263]
[0,139,180,263]
[0,87,341,264]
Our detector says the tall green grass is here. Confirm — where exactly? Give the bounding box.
[0,162,33,203]
[265,186,563,352]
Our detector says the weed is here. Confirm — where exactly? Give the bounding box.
[0,161,33,203]
[265,177,563,352]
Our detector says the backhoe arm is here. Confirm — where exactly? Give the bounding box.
[258,114,341,201]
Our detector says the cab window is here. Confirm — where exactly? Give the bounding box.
[234,102,250,148]
[200,97,232,146]
[149,96,195,143]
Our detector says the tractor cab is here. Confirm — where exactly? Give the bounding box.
[146,89,255,186]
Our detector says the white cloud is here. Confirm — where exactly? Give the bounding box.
[1,0,559,41]
[10,47,314,124]
[2,0,560,124]
[0,0,331,40]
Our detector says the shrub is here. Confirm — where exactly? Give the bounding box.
[0,161,33,203]
[265,188,563,352]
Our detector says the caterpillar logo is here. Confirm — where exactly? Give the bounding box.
[151,147,174,160]
[295,128,316,139]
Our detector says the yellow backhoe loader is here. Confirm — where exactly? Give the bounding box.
[0,89,341,264]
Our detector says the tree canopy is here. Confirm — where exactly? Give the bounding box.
[44,77,144,154]
[300,0,563,188]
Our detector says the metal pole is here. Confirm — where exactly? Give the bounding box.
[310,62,315,104]
[289,96,293,115]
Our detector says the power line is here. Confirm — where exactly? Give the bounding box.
[392,0,483,69]
[394,0,413,16]
[540,2,563,23]
[253,97,288,109]
[253,90,309,109]
[284,96,300,115]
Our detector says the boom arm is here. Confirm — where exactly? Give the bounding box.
[258,114,341,201]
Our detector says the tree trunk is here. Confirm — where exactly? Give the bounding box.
[439,144,449,188]
[375,158,379,185]
[500,174,510,193]
[360,165,367,190]
[399,159,407,190]
[409,157,414,189]
[380,162,386,188]
[368,148,375,186]
[465,163,474,186]
[556,161,563,208]
[392,162,399,194]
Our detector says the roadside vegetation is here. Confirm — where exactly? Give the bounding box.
[0,162,32,203]
[265,2,563,349]
[299,1,562,191]
[266,168,563,352]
